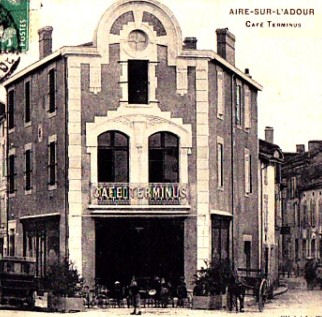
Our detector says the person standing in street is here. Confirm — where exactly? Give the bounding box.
[129,278,141,315]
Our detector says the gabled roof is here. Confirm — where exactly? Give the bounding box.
[259,139,284,163]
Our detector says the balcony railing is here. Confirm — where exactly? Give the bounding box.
[90,183,189,206]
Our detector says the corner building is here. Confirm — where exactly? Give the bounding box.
[4,0,262,288]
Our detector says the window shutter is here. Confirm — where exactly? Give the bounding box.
[245,148,250,194]
[217,70,224,118]
[244,86,251,129]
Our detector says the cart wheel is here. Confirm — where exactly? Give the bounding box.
[258,279,267,312]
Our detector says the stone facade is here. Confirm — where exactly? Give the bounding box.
[4,0,262,288]
[259,130,283,287]
[281,141,322,276]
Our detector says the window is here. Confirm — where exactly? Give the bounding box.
[24,81,31,123]
[128,60,148,104]
[25,149,32,191]
[217,69,224,118]
[48,69,56,113]
[235,83,242,125]
[302,239,306,258]
[217,140,224,188]
[295,239,299,260]
[149,132,179,183]
[98,131,129,182]
[245,148,252,194]
[8,154,15,194]
[48,140,56,186]
[244,86,251,129]
[311,199,316,226]
[244,241,251,275]
[211,216,230,262]
[9,229,15,256]
[8,90,14,130]
[311,239,316,258]
[302,203,308,226]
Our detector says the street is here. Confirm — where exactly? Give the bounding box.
[0,290,321,317]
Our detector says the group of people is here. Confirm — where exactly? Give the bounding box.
[128,276,188,314]
[83,276,189,314]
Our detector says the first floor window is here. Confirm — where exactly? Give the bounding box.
[149,132,179,183]
[98,131,129,183]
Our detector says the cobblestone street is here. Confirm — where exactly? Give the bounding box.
[0,290,321,317]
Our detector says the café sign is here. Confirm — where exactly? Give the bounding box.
[92,183,188,204]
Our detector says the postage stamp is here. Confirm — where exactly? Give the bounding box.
[0,0,29,82]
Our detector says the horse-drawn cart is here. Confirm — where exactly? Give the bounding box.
[0,256,37,308]
[236,268,268,312]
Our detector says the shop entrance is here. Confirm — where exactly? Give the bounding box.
[95,218,184,287]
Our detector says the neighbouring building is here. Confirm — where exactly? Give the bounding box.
[0,102,6,257]
[258,127,283,287]
[4,0,262,288]
[281,141,322,276]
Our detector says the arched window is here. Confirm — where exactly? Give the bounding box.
[97,131,129,182]
[149,132,179,183]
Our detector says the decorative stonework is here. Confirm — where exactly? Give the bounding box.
[86,107,192,186]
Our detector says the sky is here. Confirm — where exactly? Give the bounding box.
[2,0,322,152]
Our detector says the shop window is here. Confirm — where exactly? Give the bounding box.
[23,220,59,277]
[211,216,230,262]
[8,90,14,130]
[25,81,31,123]
[48,69,56,113]
[149,132,179,183]
[128,60,148,104]
[98,131,129,182]
[25,149,32,191]
[48,140,56,186]
[8,154,15,194]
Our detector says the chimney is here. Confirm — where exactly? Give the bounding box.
[216,28,235,65]
[38,26,53,59]
[265,126,274,144]
[183,37,197,49]
[296,144,305,153]
[308,141,322,153]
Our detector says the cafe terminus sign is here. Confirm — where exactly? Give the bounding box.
[92,184,189,205]
[0,0,30,82]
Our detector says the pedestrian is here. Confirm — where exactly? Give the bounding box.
[129,278,141,315]
[176,277,187,307]
[160,278,169,308]
[114,281,123,307]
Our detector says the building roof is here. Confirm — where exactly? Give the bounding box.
[259,139,283,163]
[4,44,262,90]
